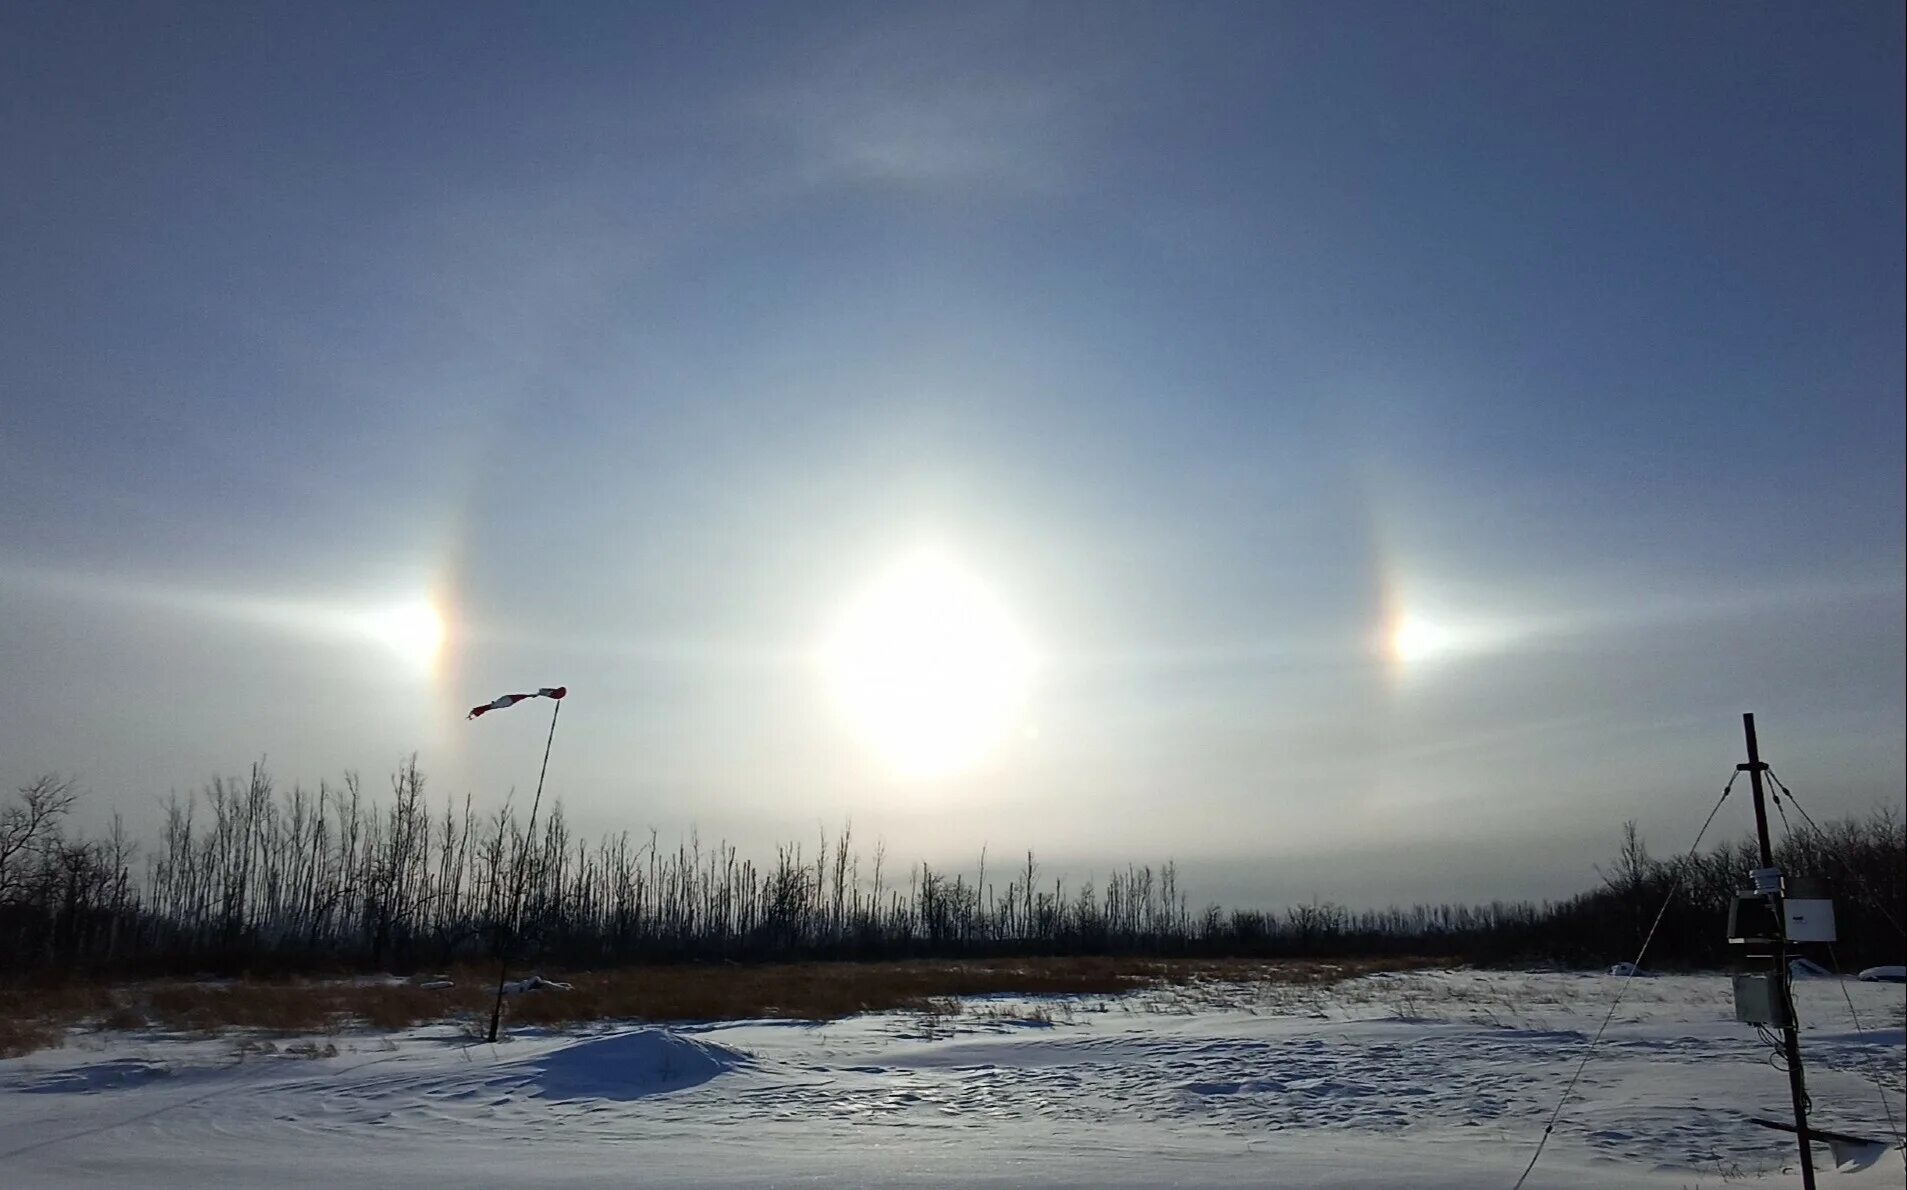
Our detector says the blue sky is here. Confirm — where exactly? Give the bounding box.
[2,2,1901,907]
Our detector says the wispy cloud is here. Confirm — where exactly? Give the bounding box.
[748,19,1122,194]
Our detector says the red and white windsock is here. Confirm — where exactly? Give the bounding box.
[467,686,567,720]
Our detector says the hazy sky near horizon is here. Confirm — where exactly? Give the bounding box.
[3,2,1902,909]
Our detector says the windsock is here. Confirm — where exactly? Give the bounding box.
[467,687,566,720]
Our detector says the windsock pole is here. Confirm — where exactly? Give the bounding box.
[466,686,566,1044]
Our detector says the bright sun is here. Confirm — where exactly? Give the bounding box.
[1389,614,1454,666]
[823,550,1035,779]
[365,600,446,670]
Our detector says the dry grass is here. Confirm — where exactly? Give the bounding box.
[0,955,1440,1056]
[0,1015,63,1059]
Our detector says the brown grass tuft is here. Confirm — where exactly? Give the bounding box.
[1,1016,62,1059]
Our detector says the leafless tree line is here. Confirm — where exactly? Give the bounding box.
[1533,811,1907,969]
[1,761,1200,973]
[0,763,1900,975]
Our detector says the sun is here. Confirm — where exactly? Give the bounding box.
[364,600,446,670]
[823,550,1035,779]
[1389,614,1454,666]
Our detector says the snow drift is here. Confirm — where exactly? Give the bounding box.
[516,1029,750,1101]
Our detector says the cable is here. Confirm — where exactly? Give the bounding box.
[1510,774,1737,1190]
[1765,771,1905,941]
[1769,786,1798,849]
[1766,771,1904,1165]
[1827,940,1907,1166]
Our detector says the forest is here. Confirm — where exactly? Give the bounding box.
[2,761,1901,977]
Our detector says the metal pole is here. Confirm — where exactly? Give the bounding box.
[488,697,563,1043]
[1741,712,1816,1190]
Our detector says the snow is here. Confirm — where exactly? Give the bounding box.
[527,1029,748,1100]
[1,970,1901,1188]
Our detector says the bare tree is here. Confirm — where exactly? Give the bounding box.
[0,775,79,904]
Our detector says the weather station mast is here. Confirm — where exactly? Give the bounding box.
[1728,712,1832,1189]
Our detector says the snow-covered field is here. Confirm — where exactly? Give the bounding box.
[2,970,1901,1188]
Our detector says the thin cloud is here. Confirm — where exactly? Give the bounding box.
[745,19,1126,194]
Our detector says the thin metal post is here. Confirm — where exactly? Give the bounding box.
[1740,712,1816,1190]
[488,697,563,1043]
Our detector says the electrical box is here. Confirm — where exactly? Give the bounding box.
[1733,973,1790,1027]
[1728,894,1782,944]
[1784,898,1836,943]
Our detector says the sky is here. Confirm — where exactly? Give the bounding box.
[2,2,1902,910]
